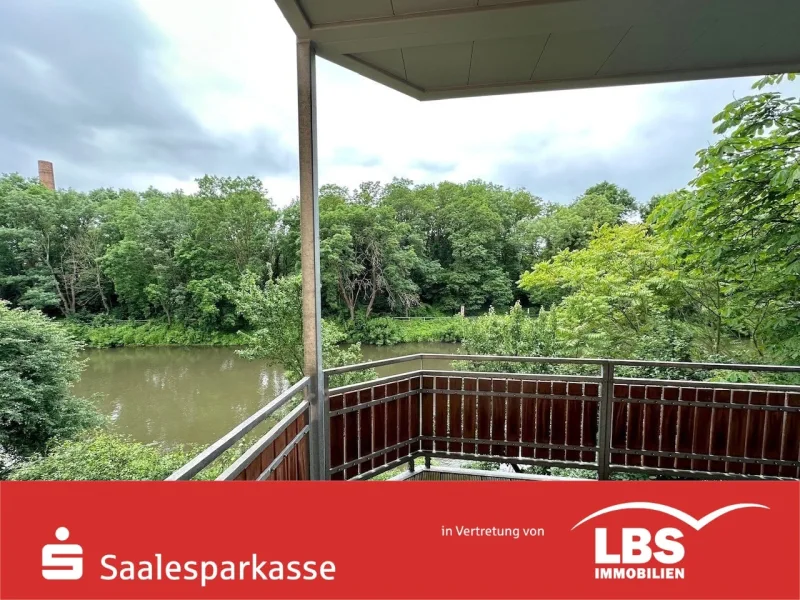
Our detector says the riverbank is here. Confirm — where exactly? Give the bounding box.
[64,322,242,348]
[65,317,468,349]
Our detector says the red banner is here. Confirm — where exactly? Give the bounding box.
[1,481,798,599]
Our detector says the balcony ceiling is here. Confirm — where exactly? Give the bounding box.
[274,0,800,100]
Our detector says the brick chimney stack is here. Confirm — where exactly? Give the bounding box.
[38,160,55,190]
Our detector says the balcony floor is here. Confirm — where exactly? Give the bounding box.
[390,466,591,482]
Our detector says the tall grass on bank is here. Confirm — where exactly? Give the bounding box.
[63,321,241,348]
[343,317,467,346]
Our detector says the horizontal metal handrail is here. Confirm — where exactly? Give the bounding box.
[615,376,800,393]
[217,399,310,481]
[421,354,607,366]
[608,359,800,373]
[166,376,310,481]
[324,354,422,376]
[328,370,423,395]
[422,369,602,383]
[255,424,311,481]
[326,353,800,377]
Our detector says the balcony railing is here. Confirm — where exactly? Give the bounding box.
[169,355,800,482]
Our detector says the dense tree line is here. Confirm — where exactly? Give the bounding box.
[0,171,633,327]
[1,75,797,366]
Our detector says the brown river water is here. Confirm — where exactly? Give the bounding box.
[73,343,458,446]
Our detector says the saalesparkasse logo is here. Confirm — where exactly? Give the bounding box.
[572,502,768,580]
[42,527,83,581]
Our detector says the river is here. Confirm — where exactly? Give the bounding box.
[73,343,459,447]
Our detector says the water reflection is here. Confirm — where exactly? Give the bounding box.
[74,342,459,446]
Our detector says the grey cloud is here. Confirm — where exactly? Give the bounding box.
[331,146,382,167]
[0,0,293,190]
[495,77,800,204]
[410,158,457,174]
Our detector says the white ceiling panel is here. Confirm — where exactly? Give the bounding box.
[469,35,548,85]
[298,0,394,24]
[597,20,710,76]
[392,0,478,15]
[351,49,407,80]
[533,27,629,81]
[403,42,474,89]
[275,0,800,100]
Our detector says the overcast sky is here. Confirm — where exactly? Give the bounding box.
[1,0,798,207]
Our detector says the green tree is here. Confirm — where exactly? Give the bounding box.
[519,225,686,358]
[651,74,800,360]
[583,181,637,214]
[9,432,190,481]
[0,302,101,458]
[230,274,375,386]
[513,193,624,268]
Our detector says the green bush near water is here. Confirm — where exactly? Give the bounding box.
[9,431,194,481]
[345,317,467,346]
[64,321,241,348]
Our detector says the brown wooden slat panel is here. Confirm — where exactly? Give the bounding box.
[385,382,399,463]
[435,376,449,452]
[708,389,731,473]
[744,391,768,476]
[674,387,695,471]
[520,380,536,458]
[244,450,262,481]
[477,378,492,455]
[625,385,645,467]
[581,382,599,462]
[690,388,713,472]
[642,386,662,468]
[762,392,785,477]
[725,390,749,474]
[344,391,360,480]
[610,384,627,466]
[658,387,679,469]
[297,410,309,480]
[260,439,276,480]
[273,429,288,481]
[506,379,522,461]
[491,379,506,456]
[780,393,800,478]
[329,393,345,480]
[358,388,373,475]
[535,381,552,460]
[421,376,434,452]
[373,384,387,468]
[549,381,567,461]
[299,410,309,479]
[282,420,293,481]
[398,379,410,458]
[462,378,477,454]
[410,377,421,453]
[565,382,583,462]
[449,378,463,453]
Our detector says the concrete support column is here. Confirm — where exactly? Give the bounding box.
[297,40,328,480]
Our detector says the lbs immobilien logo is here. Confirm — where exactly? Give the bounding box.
[572,501,769,581]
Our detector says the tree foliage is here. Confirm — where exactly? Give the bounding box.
[0,302,102,458]
[651,75,800,360]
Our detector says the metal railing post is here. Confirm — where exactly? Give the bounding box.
[320,371,330,479]
[597,361,614,480]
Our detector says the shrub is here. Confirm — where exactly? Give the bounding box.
[0,302,102,458]
[63,321,240,348]
[9,432,191,481]
[345,316,466,345]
